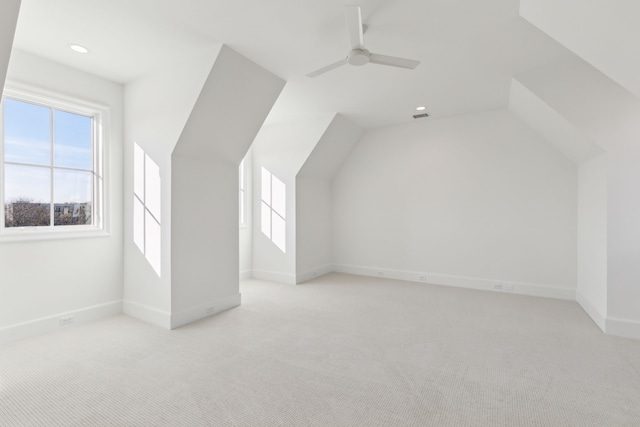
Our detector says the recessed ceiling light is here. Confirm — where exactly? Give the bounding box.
[416,106,426,111]
[69,44,89,54]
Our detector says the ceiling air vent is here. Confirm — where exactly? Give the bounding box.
[413,112,429,119]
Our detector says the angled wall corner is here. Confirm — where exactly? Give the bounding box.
[296,114,364,283]
[171,45,285,328]
[515,58,640,338]
[123,43,222,329]
[251,114,336,284]
[520,0,640,99]
[508,78,604,165]
[508,76,608,330]
[0,0,20,90]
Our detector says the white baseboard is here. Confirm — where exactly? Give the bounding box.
[333,264,576,301]
[239,270,252,280]
[296,264,333,284]
[0,300,122,346]
[123,300,171,330]
[252,269,296,285]
[606,317,640,340]
[576,292,606,332]
[170,293,241,329]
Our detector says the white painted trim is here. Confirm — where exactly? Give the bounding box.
[252,269,296,285]
[239,270,252,280]
[123,300,171,330]
[0,300,122,345]
[576,292,606,332]
[170,293,241,329]
[296,264,333,284]
[606,317,640,340]
[333,264,576,301]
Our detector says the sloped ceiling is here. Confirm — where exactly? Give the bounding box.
[12,0,573,129]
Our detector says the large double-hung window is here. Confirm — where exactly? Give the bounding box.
[1,88,105,239]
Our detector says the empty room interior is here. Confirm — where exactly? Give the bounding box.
[2,0,640,425]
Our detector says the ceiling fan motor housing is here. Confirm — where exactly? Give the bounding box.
[348,49,370,66]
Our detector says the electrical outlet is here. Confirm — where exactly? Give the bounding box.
[205,306,216,315]
[377,271,384,277]
[494,283,504,290]
[503,283,514,291]
[59,315,75,326]
[418,274,427,281]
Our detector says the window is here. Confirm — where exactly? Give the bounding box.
[133,143,161,276]
[261,167,286,253]
[239,158,246,227]
[1,88,104,239]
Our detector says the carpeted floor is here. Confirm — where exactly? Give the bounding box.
[1,273,640,426]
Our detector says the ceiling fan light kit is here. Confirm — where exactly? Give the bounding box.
[307,5,421,77]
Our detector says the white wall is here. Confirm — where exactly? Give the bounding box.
[251,115,335,284]
[123,45,220,327]
[0,50,124,343]
[520,0,640,99]
[516,59,640,337]
[296,177,332,281]
[295,114,364,283]
[170,46,284,328]
[239,148,253,279]
[333,110,577,298]
[577,154,607,329]
[0,0,19,87]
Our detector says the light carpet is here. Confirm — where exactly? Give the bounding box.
[1,273,640,426]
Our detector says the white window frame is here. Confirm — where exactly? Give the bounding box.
[0,84,108,242]
[261,167,286,253]
[133,142,162,277]
[239,158,246,227]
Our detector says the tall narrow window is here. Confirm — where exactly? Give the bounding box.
[261,167,286,253]
[239,158,246,227]
[1,89,104,238]
[133,143,161,276]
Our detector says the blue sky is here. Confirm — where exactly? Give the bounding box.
[3,98,92,204]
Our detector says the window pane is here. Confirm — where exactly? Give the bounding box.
[4,164,51,227]
[54,110,92,169]
[53,169,92,226]
[133,143,144,199]
[144,153,161,221]
[261,167,271,204]
[261,201,271,238]
[145,211,162,277]
[271,174,286,219]
[133,196,145,253]
[239,189,245,225]
[3,98,51,166]
[239,159,245,190]
[272,213,286,253]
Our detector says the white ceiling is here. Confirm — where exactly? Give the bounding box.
[12,0,571,129]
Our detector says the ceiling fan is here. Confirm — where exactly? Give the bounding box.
[307,5,421,78]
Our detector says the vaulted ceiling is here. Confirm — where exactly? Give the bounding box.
[13,0,573,129]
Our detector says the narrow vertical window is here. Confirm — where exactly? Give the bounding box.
[239,158,246,226]
[261,167,286,253]
[133,143,161,276]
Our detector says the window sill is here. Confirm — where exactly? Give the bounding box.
[0,227,109,243]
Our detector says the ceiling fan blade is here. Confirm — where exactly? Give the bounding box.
[307,58,349,78]
[345,5,364,50]
[369,53,421,69]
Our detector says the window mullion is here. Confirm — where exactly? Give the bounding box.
[49,107,55,227]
